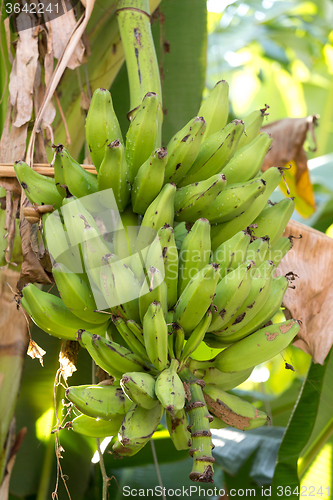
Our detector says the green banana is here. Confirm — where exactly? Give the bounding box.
[199,177,266,224]
[21,284,107,340]
[250,198,295,247]
[85,87,123,171]
[100,253,141,323]
[215,260,276,338]
[178,218,211,296]
[70,413,123,438]
[57,145,98,198]
[173,324,185,359]
[163,116,206,185]
[221,275,289,344]
[174,173,227,222]
[246,237,270,267]
[213,319,300,372]
[53,146,67,196]
[120,372,158,410]
[52,262,108,324]
[236,105,270,150]
[113,316,149,359]
[126,319,144,346]
[166,409,191,451]
[65,383,131,419]
[138,183,176,243]
[221,133,272,184]
[139,267,168,322]
[198,80,229,140]
[125,92,160,184]
[179,312,212,364]
[209,260,255,332]
[113,402,164,457]
[188,360,253,391]
[174,263,220,335]
[157,225,179,309]
[143,301,169,371]
[266,236,293,267]
[42,212,81,273]
[178,120,245,187]
[210,166,283,248]
[81,222,112,289]
[14,161,65,208]
[203,386,269,430]
[155,359,185,415]
[97,139,131,212]
[174,221,189,250]
[132,147,168,215]
[78,330,150,378]
[211,230,251,278]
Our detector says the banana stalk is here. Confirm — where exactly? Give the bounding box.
[179,367,215,483]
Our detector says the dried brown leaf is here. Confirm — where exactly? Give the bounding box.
[277,219,333,364]
[27,339,46,366]
[0,178,21,196]
[44,0,85,70]
[0,99,28,163]
[59,340,80,380]
[261,116,318,218]
[8,13,39,128]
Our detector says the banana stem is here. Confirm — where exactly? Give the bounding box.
[179,367,215,483]
[116,0,162,113]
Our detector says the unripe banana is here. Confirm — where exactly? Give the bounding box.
[85,87,123,171]
[216,260,276,338]
[174,263,220,335]
[113,402,164,457]
[120,372,158,410]
[65,383,131,419]
[57,145,98,198]
[236,105,269,150]
[125,92,160,184]
[174,221,189,250]
[158,224,179,309]
[14,161,65,208]
[203,385,269,430]
[126,319,144,345]
[98,139,131,212]
[174,173,227,222]
[198,80,229,140]
[179,311,212,364]
[132,148,168,214]
[178,218,211,296]
[70,413,123,438]
[166,409,191,451]
[221,132,272,184]
[266,236,293,267]
[139,267,168,322]
[163,116,206,185]
[221,275,289,344]
[21,284,108,340]
[200,177,266,224]
[178,119,245,187]
[211,230,251,277]
[209,260,255,332]
[100,253,141,323]
[188,360,253,391]
[173,324,185,359]
[143,301,169,371]
[246,237,270,267]
[214,319,300,372]
[81,222,112,290]
[138,183,176,248]
[53,146,67,196]
[250,198,295,247]
[52,262,108,324]
[78,330,150,378]
[113,316,149,359]
[210,166,283,248]
[155,359,185,415]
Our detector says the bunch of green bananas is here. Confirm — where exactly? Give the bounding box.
[17,81,300,484]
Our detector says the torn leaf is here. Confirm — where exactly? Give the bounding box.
[59,340,80,380]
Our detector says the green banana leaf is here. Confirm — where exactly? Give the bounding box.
[271,347,333,500]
